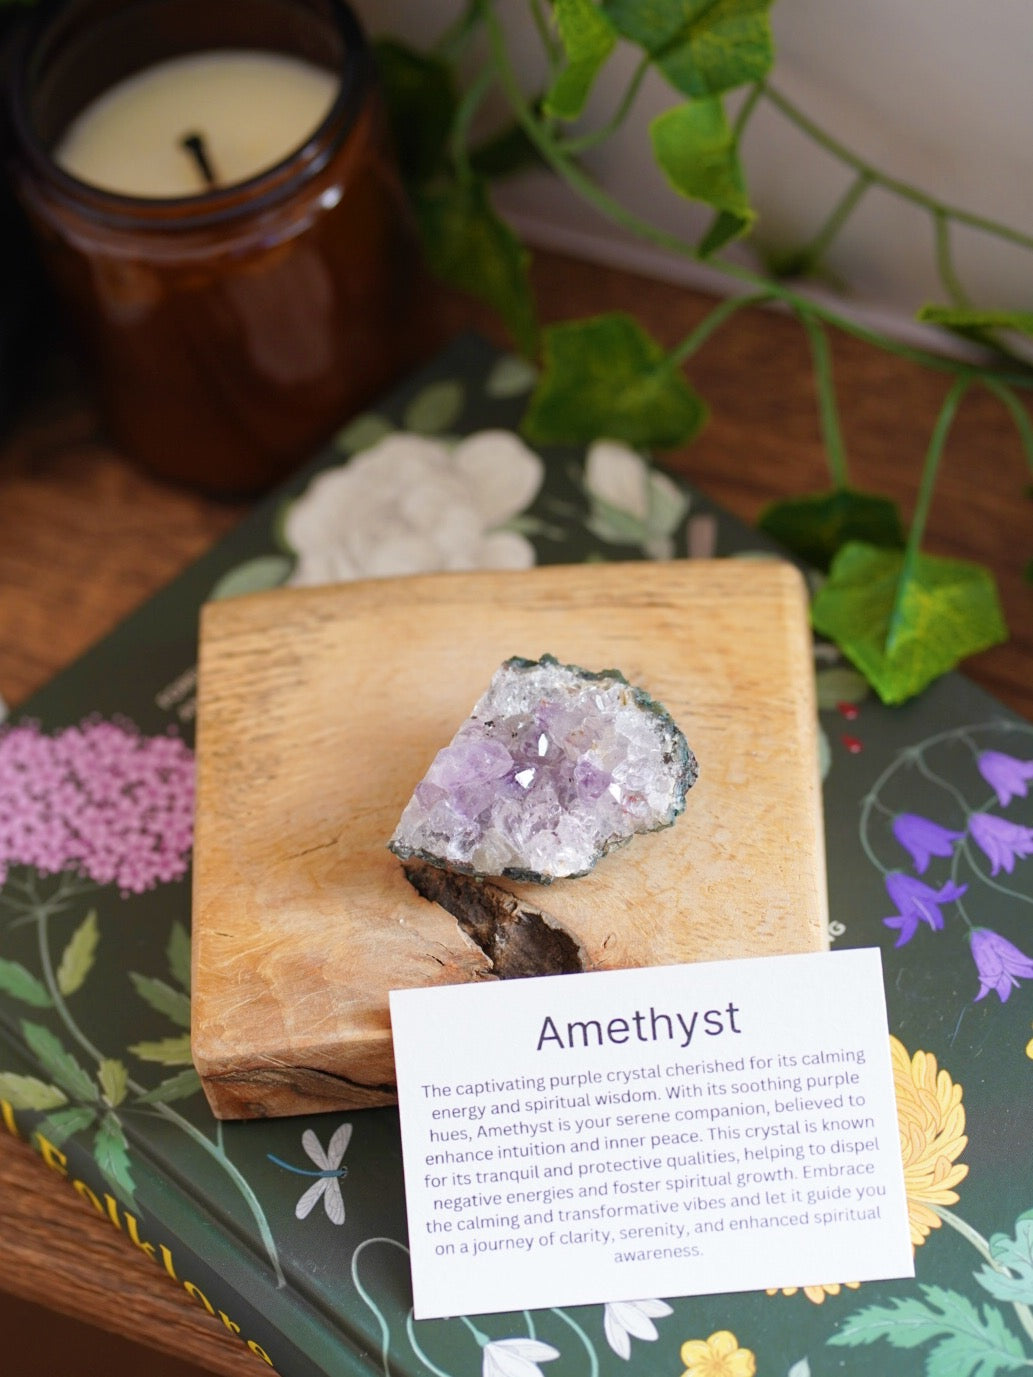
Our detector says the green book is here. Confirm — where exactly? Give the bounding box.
[2,336,1032,1377]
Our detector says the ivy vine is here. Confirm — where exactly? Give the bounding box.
[374,0,1032,705]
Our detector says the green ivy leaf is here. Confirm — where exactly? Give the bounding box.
[208,555,292,602]
[829,1283,1028,1375]
[545,0,618,119]
[918,304,1033,339]
[649,99,754,247]
[128,1034,193,1066]
[373,40,456,185]
[486,354,538,399]
[522,313,707,448]
[166,921,191,994]
[56,909,99,997]
[811,542,1008,705]
[469,123,543,181]
[97,1058,128,1109]
[0,957,51,1008]
[0,1073,67,1111]
[21,1022,96,1103]
[602,0,774,98]
[416,176,538,356]
[129,973,191,1030]
[757,487,905,572]
[135,1068,202,1104]
[37,1105,96,1148]
[94,1111,135,1205]
[975,1210,1033,1304]
[403,379,466,435]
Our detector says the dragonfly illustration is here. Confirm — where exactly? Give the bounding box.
[268,1122,352,1224]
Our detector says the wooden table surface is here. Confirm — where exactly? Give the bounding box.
[1,248,1030,1375]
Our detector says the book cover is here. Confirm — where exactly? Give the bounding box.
[2,335,1032,1377]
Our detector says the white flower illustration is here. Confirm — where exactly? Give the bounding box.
[283,430,544,585]
[603,1298,673,1359]
[584,439,689,559]
[481,1337,560,1377]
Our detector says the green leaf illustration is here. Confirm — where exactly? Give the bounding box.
[97,1058,128,1109]
[829,1284,1028,1376]
[975,1209,1033,1304]
[135,1068,202,1104]
[416,176,538,357]
[650,100,754,248]
[403,379,465,435]
[0,1073,67,1111]
[545,0,617,119]
[486,354,538,399]
[811,542,1008,704]
[37,1105,97,1148]
[758,487,905,572]
[166,920,191,994]
[94,1111,135,1204]
[20,1022,96,1103]
[603,0,774,97]
[208,555,292,602]
[0,957,51,1008]
[373,40,456,184]
[129,973,191,1030]
[334,412,394,455]
[56,908,99,997]
[523,313,707,448]
[128,1034,193,1066]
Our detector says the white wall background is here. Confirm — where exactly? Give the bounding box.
[353,1,1033,325]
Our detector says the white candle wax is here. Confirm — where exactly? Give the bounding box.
[55,50,339,198]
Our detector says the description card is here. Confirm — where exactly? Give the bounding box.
[389,948,913,1320]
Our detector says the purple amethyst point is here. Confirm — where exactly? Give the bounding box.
[389,655,697,883]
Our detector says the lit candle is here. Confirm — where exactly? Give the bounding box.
[55,51,339,198]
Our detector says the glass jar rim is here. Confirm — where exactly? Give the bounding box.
[6,0,373,231]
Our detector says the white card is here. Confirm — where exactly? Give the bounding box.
[389,947,913,1320]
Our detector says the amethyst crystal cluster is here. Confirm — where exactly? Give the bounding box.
[389,655,697,883]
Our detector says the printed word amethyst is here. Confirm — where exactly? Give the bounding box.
[389,655,697,883]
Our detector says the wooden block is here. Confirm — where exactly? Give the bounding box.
[191,562,828,1119]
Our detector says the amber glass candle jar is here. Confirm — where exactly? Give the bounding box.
[7,0,417,495]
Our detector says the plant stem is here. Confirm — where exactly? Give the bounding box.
[982,378,1033,475]
[908,378,971,555]
[560,54,651,155]
[886,376,970,651]
[434,0,487,62]
[450,64,495,179]
[763,83,1033,256]
[799,310,850,487]
[933,209,970,308]
[668,290,773,368]
[481,9,1033,389]
[779,170,874,280]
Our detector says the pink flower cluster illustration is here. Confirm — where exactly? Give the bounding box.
[0,719,194,894]
[880,746,1033,1003]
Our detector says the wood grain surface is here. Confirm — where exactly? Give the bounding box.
[0,247,1030,1373]
[192,563,826,1118]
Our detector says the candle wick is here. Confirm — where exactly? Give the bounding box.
[180,132,218,189]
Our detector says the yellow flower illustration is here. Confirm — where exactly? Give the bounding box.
[680,1329,756,1377]
[891,1034,968,1246]
[766,1281,861,1304]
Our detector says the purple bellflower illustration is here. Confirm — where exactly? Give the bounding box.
[968,813,1033,876]
[977,750,1033,808]
[970,928,1033,1003]
[892,813,964,874]
[882,872,967,947]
